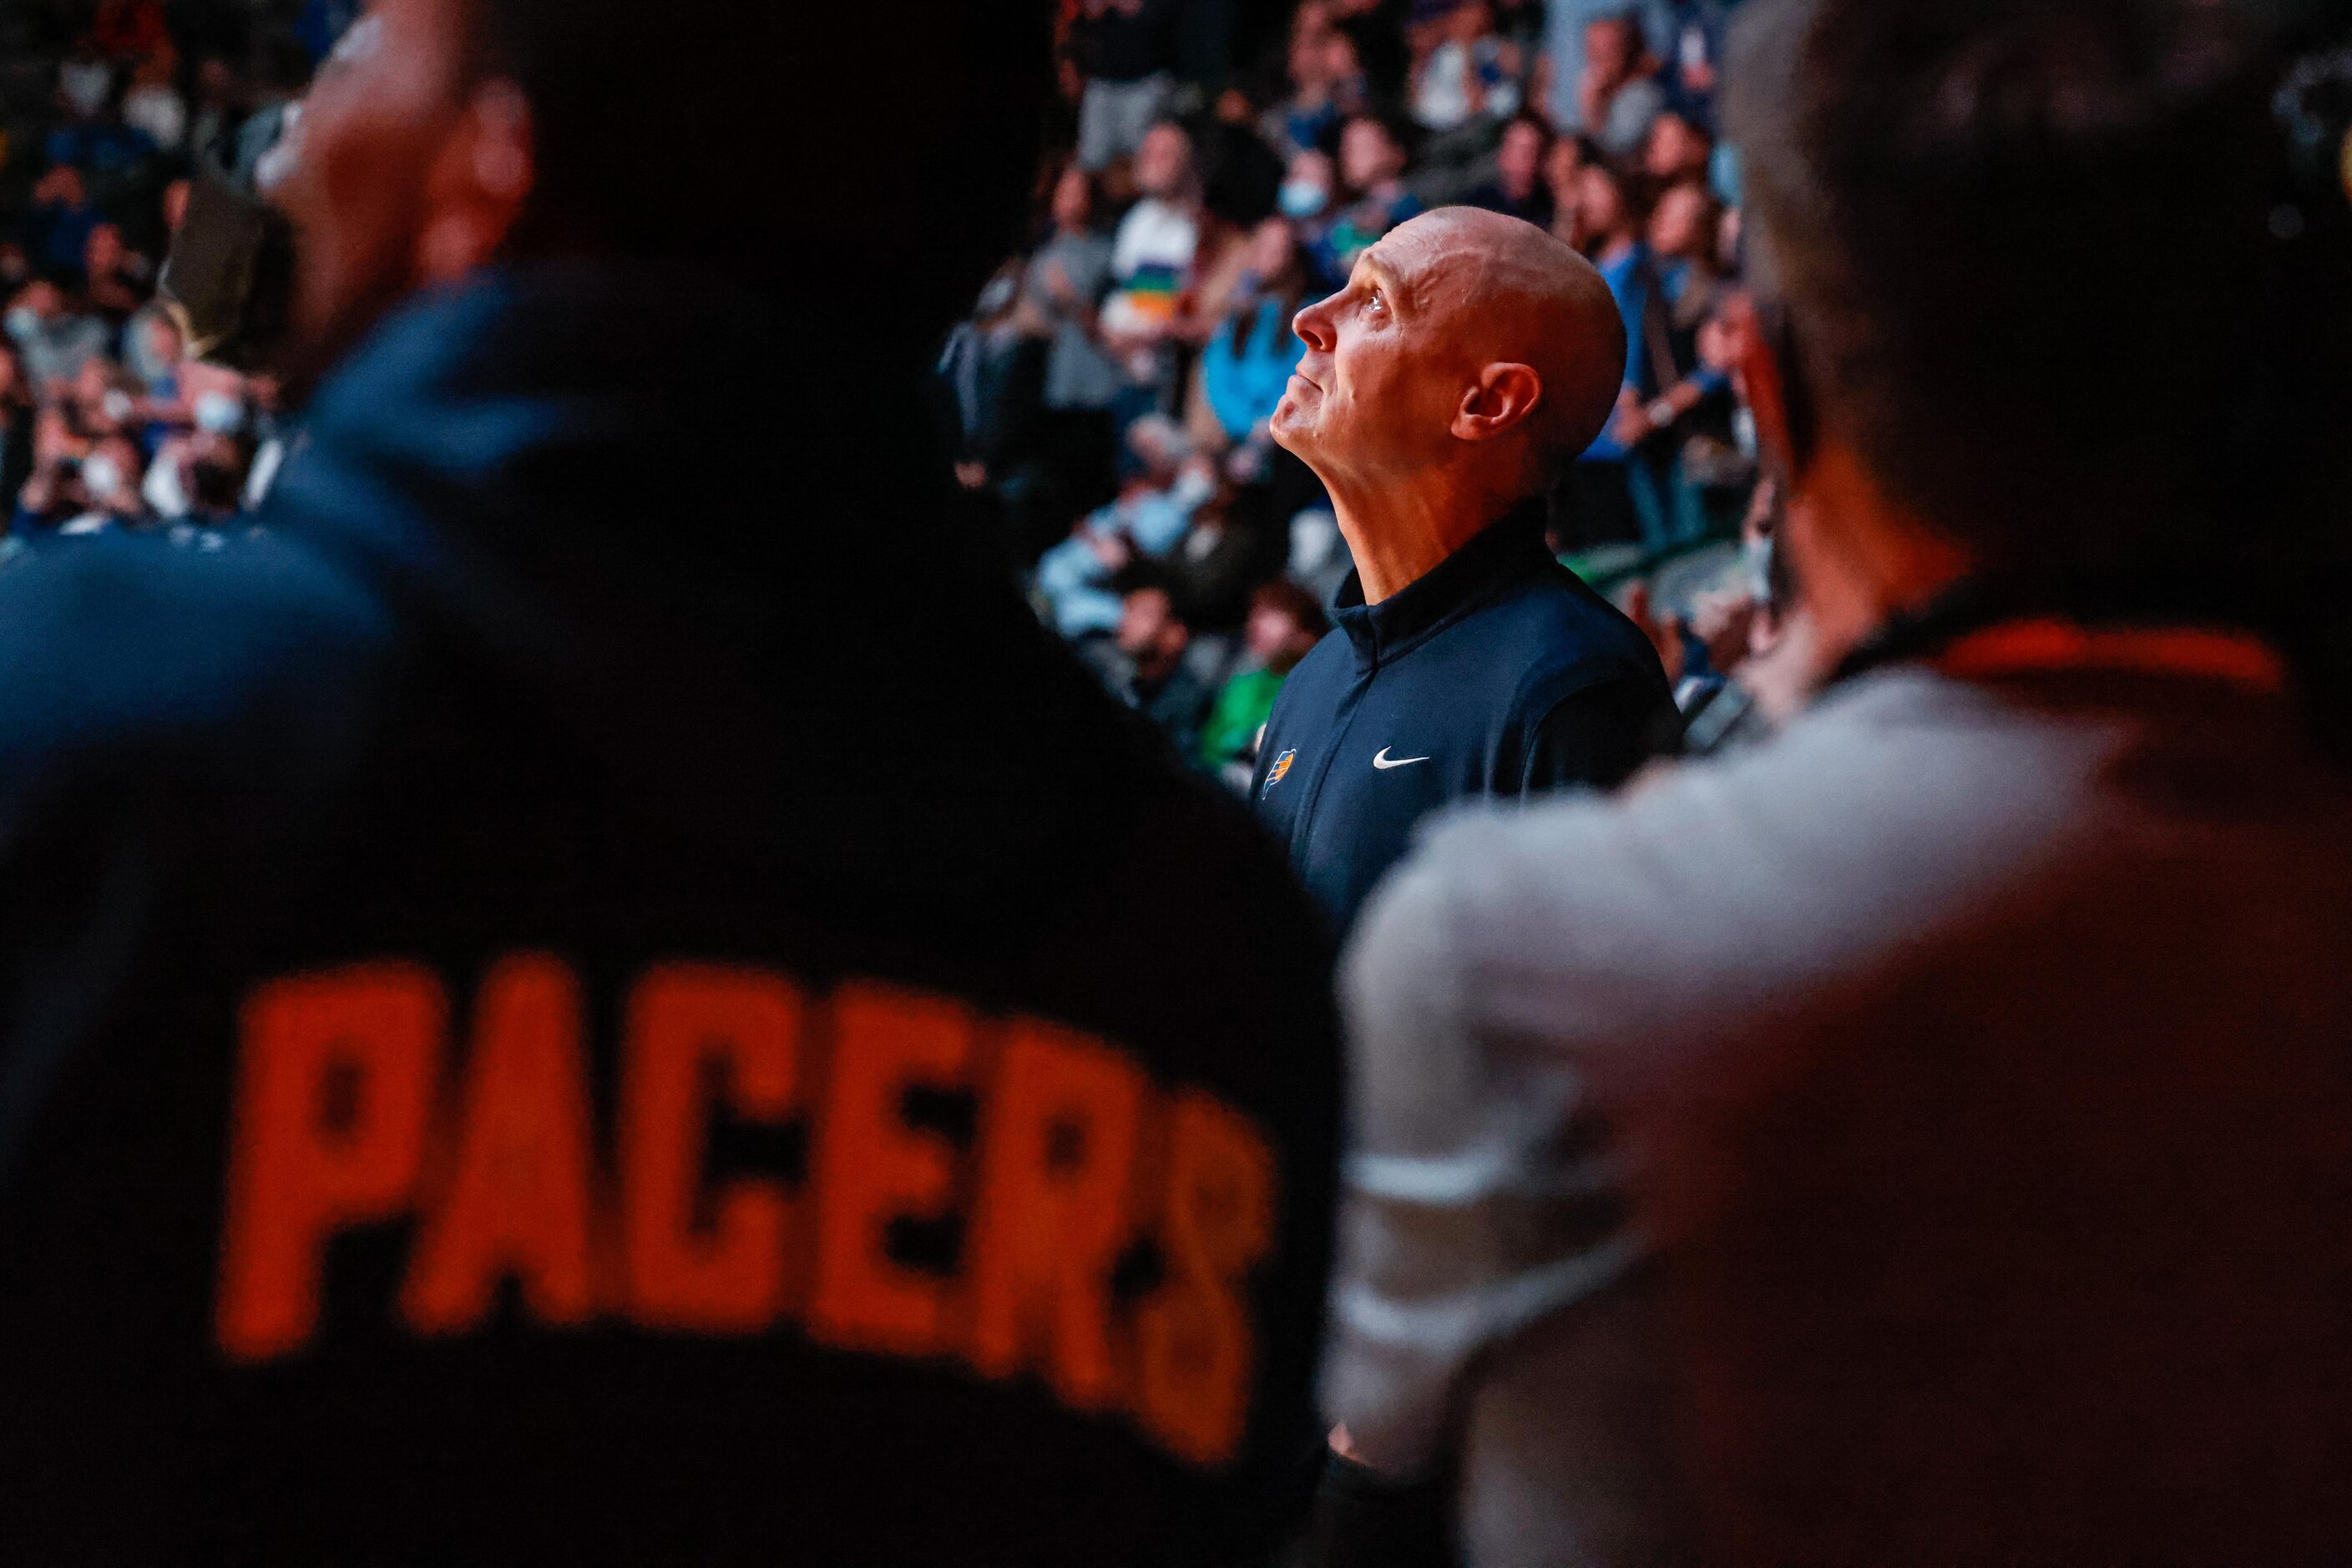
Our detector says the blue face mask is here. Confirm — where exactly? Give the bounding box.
[4,307,39,344]
[1277,180,1330,220]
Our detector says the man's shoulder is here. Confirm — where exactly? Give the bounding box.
[0,529,397,780]
[1347,668,2154,1045]
[1474,564,1670,710]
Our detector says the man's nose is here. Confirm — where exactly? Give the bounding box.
[1293,296,1338,354]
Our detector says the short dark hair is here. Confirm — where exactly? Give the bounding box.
[1727,0,2352,630]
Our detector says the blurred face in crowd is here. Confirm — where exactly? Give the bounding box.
[1275,208,1619,521]
[1290,19,1333,89]
[1650,182,1712,260]
[15,281,63,323]
[1117,587,1188,679]
[1133,124,1193,201]
[1050,165,1093,231]
[161,177,191,232]
[1644,112,1708,181]
[1498,119,1546,196]
[83,223,125,281]
[1340,119,1404,194]
[1545,135,1586,203]
[1245,599,1318,672]
[266,0,537,385]
[1577,164,1630,242]
[1282,149,1336,219]
[1242,216,1297,285]
[1585,18,1636,83]
[1321,33,1363,90]
[143,313,184,370]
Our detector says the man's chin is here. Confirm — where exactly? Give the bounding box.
[1269,407,1311,458]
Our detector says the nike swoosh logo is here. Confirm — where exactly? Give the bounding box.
[1373,749,1431,771]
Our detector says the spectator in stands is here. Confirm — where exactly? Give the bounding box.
[1268,4,1365,159]
[81,222,144,324]
[1543,130,1593,248]
[1034,414,1217,638]
[1410,0,1520,135]
[29,165,102,281]
[1075,0,1181,170]
[1604,175,1726,549]
[1277,145,1338,231]
[62,432,145,533]
[1100,119,1201,425]
[1658,0,1737,125]
[120,43,188,152]
[1640,107,1712,185]
[1326,3,2352,1561]
[1159,472,1286,632]
[1020,160,1124,546]
[1313,115,1422,288]
[938,263,1047,539]
[1465,112,1555,228]
[1568,159,1672,549]
[1201,577,1328,780]
[1112,577,1216,757]
[5,279,109,397]
[1576,11,1666,158]
[1199,216,1312,450]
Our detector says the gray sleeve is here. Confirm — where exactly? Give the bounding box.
[1321,847,1646,1480]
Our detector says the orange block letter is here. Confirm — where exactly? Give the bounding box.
[962,1017,1146,1410]
[807,984,974,1358]
[620,963,802,1333]
[1130,1093,1278,1468]
[400,954,599,1335]
[216,964,444,1363]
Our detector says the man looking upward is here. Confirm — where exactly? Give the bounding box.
[1253,205,1675,931]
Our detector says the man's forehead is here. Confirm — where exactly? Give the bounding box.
[1358,223,1451,295]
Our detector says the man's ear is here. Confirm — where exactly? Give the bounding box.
[1452,362,1545,443]
[1732,291,1816,485]
[417,80,535,286]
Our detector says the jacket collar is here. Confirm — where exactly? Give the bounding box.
[1329,496,1554,670]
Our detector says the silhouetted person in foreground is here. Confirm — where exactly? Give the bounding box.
[0,1,1341,1562]
[1323,1,2352,1561]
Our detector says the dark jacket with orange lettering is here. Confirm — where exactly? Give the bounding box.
[0,262,1342,1566]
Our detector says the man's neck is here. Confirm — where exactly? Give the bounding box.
[1328,471,1515,605]
[1790,445,1976,669]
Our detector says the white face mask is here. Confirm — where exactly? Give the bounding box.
[102,389,134,422]
[4,307,40,344]
[60,61,112,119]
[1278,180,1330,220]
[82,455,122,502]
[195,391,245,435]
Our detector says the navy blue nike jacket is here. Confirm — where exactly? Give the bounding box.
[0,262,1341,1566]
[1252,508,1677,930]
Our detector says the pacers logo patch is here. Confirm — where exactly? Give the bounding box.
[1263,749,1297,795]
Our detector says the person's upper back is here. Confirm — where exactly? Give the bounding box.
[0,263,1342,1566]
[1378,634,2352,1560]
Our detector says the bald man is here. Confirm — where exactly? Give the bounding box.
[1251,206,1676,931]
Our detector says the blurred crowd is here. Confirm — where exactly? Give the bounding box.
[945,0,1768,782]
[0,0,332,556]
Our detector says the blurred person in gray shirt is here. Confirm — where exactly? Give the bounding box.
[1316,1,2352,1563]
